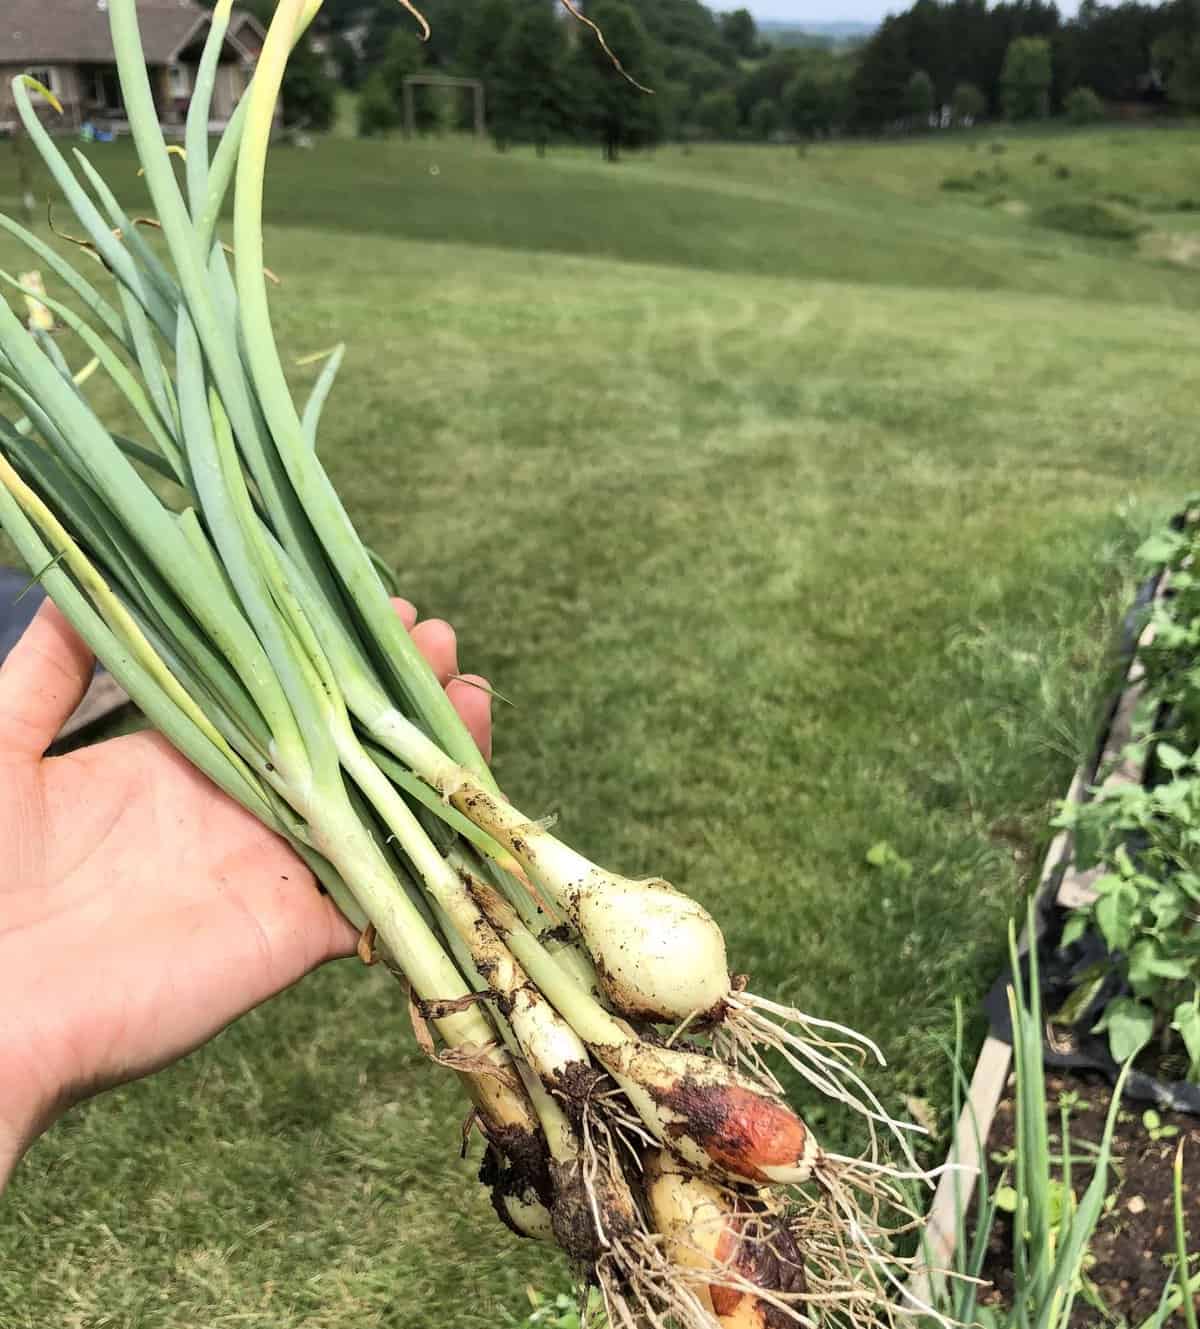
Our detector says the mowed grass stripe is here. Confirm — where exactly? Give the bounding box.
[6,133,1200,305]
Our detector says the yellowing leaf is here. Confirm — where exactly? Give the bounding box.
[20,75,61,114]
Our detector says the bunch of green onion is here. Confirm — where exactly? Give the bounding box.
[0,4,938,1323]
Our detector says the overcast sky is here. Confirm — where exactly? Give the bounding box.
[747,0,1080,23]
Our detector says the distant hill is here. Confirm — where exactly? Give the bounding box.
[757,19,876,45]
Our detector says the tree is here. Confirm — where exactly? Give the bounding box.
[1155,28,1200,110]
[331,33,363,90]
[696,89,739,138]
[459,0,517,85]
[280,37,338,133]
[665,48,735,102]
[784,66,852,137]
[356,28,432,135]
[904,0,952,99]
[720,8,759,58]
[734,48,808,121]
[1064,84,1105,122]
[1000,36,1052,119]
[749,97,780,140]
[904,68,935,126]
[569,0,662,161]
[950,80,986,123]
[491,2,569,153]
[360,1,411,71]
[357,69,400,134]
[850,17,912,128]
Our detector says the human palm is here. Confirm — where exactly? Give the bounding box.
[0,598,491,1179]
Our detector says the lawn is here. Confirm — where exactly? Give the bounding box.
[1,125,1198,1326]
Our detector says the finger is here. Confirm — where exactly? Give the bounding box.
[0,600,94,760]
[410,618,458,686]
[391,597,418,631]
[446,674,493,764]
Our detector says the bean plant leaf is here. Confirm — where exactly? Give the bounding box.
[1094,997,1154,1063]
[1061,913,1089,949]
[1136,530,1186,564]
[1095,881,1139,953]
[1172,999,1200,1074]
[1156,743,1190,774]
[1129,942,1192,990]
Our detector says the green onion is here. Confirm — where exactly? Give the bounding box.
[0,5,931,1321]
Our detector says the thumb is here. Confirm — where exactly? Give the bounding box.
[0,599,95,760]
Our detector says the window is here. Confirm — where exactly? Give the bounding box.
[93,68,121,110]
[26,67,58,96]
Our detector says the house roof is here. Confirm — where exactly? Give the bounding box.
[2,0,264,67]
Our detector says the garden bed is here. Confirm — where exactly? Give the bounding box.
[980,1071,1200,1327]
[917,535,1200,1323]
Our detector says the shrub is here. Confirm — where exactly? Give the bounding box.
[281,37,337,133]
[1033,149,1049,164]
[1065,85,1105,125]
[696,89,739,140]
[951,81,986,124]
[1001,35,1052,120]
[1034,198,1149,240]
[357,70,399,136]
[940,174,978,191]
[1054,163,1071,179]
[905,69,935,127]
[749,97,781,141]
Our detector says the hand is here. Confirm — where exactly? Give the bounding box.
[0,597,492,1186]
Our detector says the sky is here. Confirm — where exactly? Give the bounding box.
[747,0,1080,23]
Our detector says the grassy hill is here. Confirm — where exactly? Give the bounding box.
[0,125,1197,1327]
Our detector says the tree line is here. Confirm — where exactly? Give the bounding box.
[333,0,826,153]
[850,0,1200,130]
[215,0,1200,152]
[214,0,860,155]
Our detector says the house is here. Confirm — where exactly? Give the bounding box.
[0,0,268,135]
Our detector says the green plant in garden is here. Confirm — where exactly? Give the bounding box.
[927,911,1133,1329]
[1134,1142,1200,1329]
[1140,1109,1179,1142]
[1058,515,1200,1079]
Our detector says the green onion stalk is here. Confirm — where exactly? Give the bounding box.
[0,3,939,1322]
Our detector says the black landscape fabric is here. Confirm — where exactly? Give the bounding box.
[0,564,48,666]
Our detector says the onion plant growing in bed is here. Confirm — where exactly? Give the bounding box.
[0,3,937,1323]
[924,910,1198,1329]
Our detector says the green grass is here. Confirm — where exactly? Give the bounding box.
[0,124,1198,1326]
